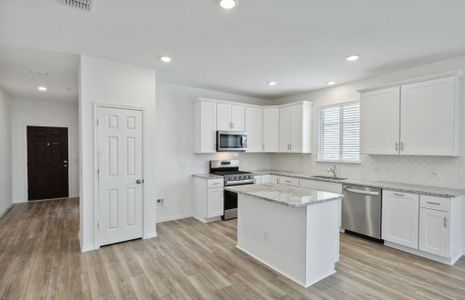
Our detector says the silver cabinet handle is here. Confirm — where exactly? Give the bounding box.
[344,187,380,196]
[426,201,440,206]
[444,217,447,228]
[400,142,404,151]
[395,142,399,151]
[393,192,405,197]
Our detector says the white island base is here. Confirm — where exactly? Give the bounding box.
[237,194,340,287]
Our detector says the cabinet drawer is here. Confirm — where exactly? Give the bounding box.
[279,176,299,186]
[208,178,224,188]
[420,195,449,212]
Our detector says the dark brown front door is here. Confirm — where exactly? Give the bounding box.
[27,126,69,201]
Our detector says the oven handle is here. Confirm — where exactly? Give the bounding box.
[344,187,380,196]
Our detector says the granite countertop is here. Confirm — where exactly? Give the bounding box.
[225,184,343,208]
[192,169,465,198]
[246,170,465,198]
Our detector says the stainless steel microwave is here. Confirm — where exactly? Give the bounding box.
[216,131,247,152]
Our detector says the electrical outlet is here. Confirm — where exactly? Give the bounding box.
[156,198,165,208]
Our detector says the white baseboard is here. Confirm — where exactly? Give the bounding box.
[156,213,192,223]
[384,241,462,265]
[0,203,13,217]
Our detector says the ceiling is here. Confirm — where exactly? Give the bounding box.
[0,46,79,102]
[1,0,465,99]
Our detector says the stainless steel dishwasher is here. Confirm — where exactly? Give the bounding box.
[342,184,382,240]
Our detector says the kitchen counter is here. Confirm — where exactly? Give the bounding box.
[225,184,342,207]
[234,183,341,287]
[247,169,465,198]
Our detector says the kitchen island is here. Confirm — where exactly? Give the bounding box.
[225,184,343,287]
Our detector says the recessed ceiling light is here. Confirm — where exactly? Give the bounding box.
[345,55,360,62]
[267,81,278,86]
[160,56,172,63]
[327,81,336,86]
[219,0,237,9]
[37,86,47,92]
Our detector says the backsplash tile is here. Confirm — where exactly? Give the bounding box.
[271,153,465,189]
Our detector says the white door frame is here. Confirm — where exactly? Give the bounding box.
[23,123,74,202]
[93,102,148,248]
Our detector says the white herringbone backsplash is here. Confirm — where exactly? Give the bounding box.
[271,153,465,189]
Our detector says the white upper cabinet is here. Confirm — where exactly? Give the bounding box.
[194,100,217,153]
[361,87,401,155]
[231,104,245,131]
[360,73,462,157]
[217,103,245,132]
[217,103,231,131]
[194,98,312,154]
[279,102,312,153]
[245,106,263,152]
[400,77,460,156]
[262,107,279,152]
[279,106,292,152]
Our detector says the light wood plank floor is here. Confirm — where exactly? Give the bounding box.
[1,198,465,299]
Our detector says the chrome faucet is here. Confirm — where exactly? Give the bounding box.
[327,164,337,178]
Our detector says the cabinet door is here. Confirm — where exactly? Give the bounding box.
[400,77,457,156]
[230,104,245,131]
[289,104,303,153]
[361,87,400,155]
[200,101,217,153]
[279,106,291,152]
[382,190,419,248]
[254,175,262,184]
[263,108,279,152]
[217,103,231,131]
[207,187,224,218]
[269,175,279,184]
[419,209,449,257]
[245,106,263,152]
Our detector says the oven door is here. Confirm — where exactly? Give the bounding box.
[217,131,247,152]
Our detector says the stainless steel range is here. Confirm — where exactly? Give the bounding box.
[210,160,255,220]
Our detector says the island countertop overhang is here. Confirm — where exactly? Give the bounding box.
[225,184,343,208]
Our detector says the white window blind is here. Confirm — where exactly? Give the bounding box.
[318,102,360,162]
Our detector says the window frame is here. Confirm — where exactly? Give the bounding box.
[317,101,361,164]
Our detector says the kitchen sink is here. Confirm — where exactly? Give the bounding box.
[312,175,347,181]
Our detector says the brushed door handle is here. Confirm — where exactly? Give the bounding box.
[136,179,144,184]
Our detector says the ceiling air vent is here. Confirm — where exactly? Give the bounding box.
[63,0,93,12]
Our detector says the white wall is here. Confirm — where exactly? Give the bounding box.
[10,98,79,203]
[79,56,157,251]
[0,88,12,216]
[271,55,465,189]
[155,82,271,222]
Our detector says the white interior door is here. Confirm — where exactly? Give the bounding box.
[98,106,144,246]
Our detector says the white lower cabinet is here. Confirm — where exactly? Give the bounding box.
[382,190,419,249]
[419,208,449,257]
[194,177,224,223]
[207,187,224,218]
[382,192,464,265]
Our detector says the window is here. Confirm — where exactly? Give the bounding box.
[318,102,360,162]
